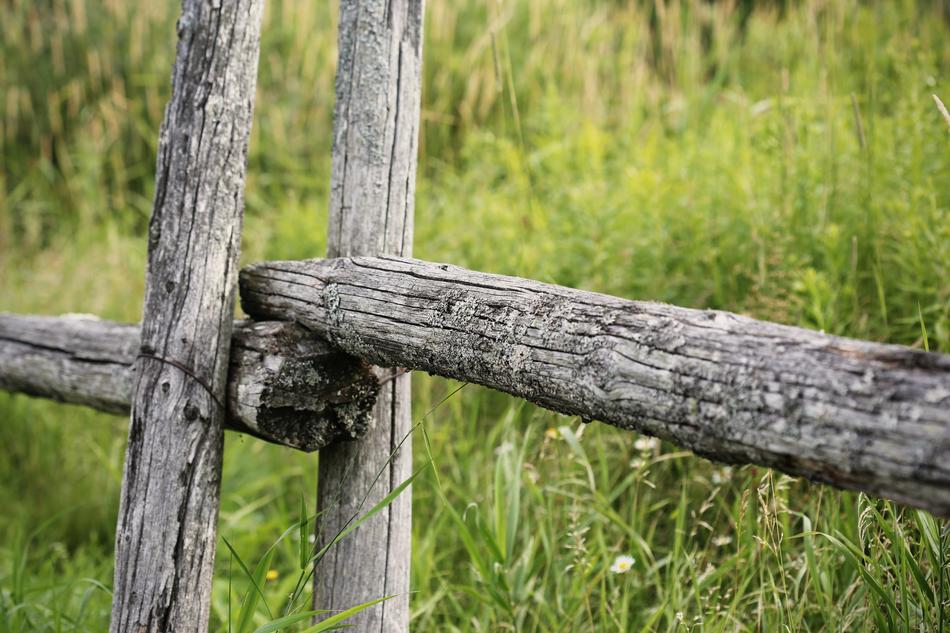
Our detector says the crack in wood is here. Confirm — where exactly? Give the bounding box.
[241,255,950,516]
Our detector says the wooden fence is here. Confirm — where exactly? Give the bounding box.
[1,0,948,631]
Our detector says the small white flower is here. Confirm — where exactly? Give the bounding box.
[711,467,733,485]
[634,437,659,452]
[712,535,733,547]
[308,533,316,544]
[609,554,635,574]
[494,441,514,456]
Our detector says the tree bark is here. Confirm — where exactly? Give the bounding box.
[110,1,264,630]
[313,1,424,630]
[241,255,950,517]
[0,314,378,451]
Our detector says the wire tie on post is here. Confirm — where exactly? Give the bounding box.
[136,352,226,412]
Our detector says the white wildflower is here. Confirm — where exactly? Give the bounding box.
[634,437,659,452]
[609,554,635,574]
[712,535,733,547]
[711,467,733,485]
[494,441,514,455]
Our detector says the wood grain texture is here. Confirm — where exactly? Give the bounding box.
[0,314,378,451]
[241,255,950,516]
[314,1,423,630]
[111,1,264,630]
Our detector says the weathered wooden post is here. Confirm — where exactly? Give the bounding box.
[110,1,264,630]
[313,1,424,630]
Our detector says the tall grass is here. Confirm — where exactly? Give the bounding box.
[1,0,948,630]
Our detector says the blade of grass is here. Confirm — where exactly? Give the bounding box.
[311,462,430,565]
[251,610,330,633]
[221,536,275,630]
[299,492,309,571]
[298,595,394,633]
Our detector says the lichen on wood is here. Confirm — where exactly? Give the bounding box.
[241,255,950,517]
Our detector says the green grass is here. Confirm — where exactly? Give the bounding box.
[1,0,949,630]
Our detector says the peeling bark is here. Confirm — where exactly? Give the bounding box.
[241,255,950,517]
[0,314,377,451]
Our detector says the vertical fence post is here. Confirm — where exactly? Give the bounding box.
[110,1,264,630]
[314,1,424,631]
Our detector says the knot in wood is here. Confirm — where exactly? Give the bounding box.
[184,402,201,422]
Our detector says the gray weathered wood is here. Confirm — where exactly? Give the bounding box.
[241,255,950,517]
[313,1,423,630]
[110,1,264,630]
[0,313,377,451]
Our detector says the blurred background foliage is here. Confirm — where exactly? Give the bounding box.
[1,0,948,631]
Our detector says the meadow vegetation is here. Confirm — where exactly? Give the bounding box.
[1,0,948,630]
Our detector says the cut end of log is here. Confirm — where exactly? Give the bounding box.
[227,321,379,451]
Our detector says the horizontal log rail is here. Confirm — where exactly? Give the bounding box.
[0,314,377,451]
[241,255,950,516]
